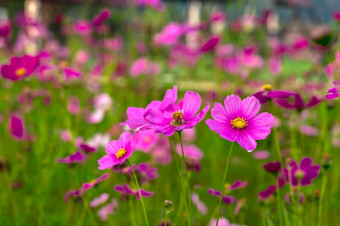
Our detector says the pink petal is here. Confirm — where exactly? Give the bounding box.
[182,91,201,118]
[223,94,242,119]
[241,96,260,119]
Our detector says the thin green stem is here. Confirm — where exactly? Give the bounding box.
[164,210,168,226]
[178,132,192,222]
[126,159,149,226]
[215,142,234,226]
[318,172,327,226]
[168,137,191,226]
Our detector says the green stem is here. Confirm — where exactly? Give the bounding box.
[126,159,149,226]
[215,142,234,226]
[168,137,191,226]
[318,172,327,226]
[164,210,168,226]
[178,132,192,222]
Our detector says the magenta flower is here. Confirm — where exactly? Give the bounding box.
[326,86,340,100]
[92,8,111,27]
[263,161,281,174]
[274,93,322,110]
[8,115,25,140]
[121,86,178,130]
[154,23,182,46]
[73,20,92,36]
[80,143,97,153]
[252,150,270,160]
[259,184,277,200]
[57,151,88,165]
[1,55,39,81]
[200,36,220,53]
[114,183,154,200]
[64,173,109,202]
[98,132,139,170]
[208,188,237,204]
[206,95,275,151]
[145,91,210,136]
[228,180,248,190]
[282,157,321,187]
[333,12,340,22]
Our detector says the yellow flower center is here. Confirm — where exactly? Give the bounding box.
[171,110,184,126]
[15,68,27,77]
[115,148,126,159]
[231,117,248,129]
[224,183,230,190]
[262,84,272,91]
[59,60,68,69]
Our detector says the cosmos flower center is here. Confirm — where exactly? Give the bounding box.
[116,148,126,159]
[224,183,230,190]
[15,68,27,77]
[231,117,248,129]
[171,110,184,126]
[262,84,272,91]
[295,169,304,179]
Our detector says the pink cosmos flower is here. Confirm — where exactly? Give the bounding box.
[98,132,139,170]
[121,86,178,130]
[57,151,88,165]
[60,130,72,142]
[176,144,203,171]
[191,193,207,215]
[144,91,210,136]
[154,23,183,46]
[1,55,40,81]
[8,114,25,140]
[73,20,92,36]
[98,198,118,221]
[90,193,109,208]
[67,96,80,115]
[136,129,158,152]
[206,95,274,151]
[114,184,154,200]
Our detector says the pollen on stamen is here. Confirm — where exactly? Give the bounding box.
[231,117,248,129]
[15,68,27,77]
[116,148,126,158]
[171,110,184,126]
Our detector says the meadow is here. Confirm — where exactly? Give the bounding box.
[0,1,340,225]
